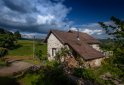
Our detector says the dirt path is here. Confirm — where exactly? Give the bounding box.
[0,61,33,76]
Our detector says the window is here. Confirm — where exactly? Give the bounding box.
[52,48,57,56]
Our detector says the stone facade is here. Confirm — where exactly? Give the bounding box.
[47,33,64,61]
[85,58,104,68]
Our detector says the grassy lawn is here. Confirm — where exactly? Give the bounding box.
[8,40,47,57]
[0,59,6,67]
[18,73,40,85]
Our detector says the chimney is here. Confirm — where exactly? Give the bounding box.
[77,28,80,40]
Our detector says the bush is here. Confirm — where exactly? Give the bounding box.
[73,68,104,85]
[0,47,8,58]
[0,34,16,49]
[35,50,47,60]
[73,68,95,80]
[32,63,73,85]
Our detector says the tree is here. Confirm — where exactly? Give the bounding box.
[14,31,21,39]
[0,28,5,34]
[0,34,16,49]
[0,47,8,58]
[0,28,16,49]
[99,16,124,65]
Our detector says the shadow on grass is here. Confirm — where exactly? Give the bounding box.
[0,77,20,85]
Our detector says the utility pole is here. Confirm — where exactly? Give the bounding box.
[33,35,35,58]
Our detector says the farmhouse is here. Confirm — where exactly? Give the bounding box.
[45,30,104,67]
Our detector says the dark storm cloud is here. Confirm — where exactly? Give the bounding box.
[0,0,71,35]
[2,0,37,13]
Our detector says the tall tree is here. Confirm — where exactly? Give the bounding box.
[0,28,16,49]
[99,16,124,65]
[0,28,5,34]
[14,31,21,39]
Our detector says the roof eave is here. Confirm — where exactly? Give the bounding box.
[84,56,105,61]
[44,30,65,44]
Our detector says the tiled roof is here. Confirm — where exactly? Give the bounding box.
[45,30,104,60]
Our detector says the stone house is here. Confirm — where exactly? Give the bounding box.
[45,30,104,67]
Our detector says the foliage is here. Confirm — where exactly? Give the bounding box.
[99,16,124,65]
[73,66,122,85]
[0,28,13,34]
[0,34,16,49]
[31,62,73,85]
[0,28,16,49]
[14,31,21,39]
[35,41,47,58]
[73,58,124,85]
[35,49,47,60]
[73,68,95,80]
[35,41,47,61]
[0,47,8,58]
[99,39,114,51]
[99,64,124,79]
[17,61,73,85]
[35,50,42,60]
[0,28,5,34]
[55,47,71,62]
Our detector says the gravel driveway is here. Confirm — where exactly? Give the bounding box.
[0,61,33,76]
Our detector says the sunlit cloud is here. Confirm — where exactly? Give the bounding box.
[0,0,71,34]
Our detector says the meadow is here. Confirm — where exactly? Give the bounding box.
[8,40,47,57]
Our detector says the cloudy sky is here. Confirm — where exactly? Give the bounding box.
[0,0,124,39]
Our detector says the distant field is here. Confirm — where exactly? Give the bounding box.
[8,40,47,57]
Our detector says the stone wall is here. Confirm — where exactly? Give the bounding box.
[85,58,104,68]
[47,33,64,61]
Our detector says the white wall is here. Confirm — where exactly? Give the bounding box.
[47,33,64,60]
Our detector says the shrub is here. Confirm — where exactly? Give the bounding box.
[0,47,8,58]
[73,68,105,85]
[32,63,73,85]
[55,47,71,62]
[0,34,16,49]
[35,50,47,60]
[73,68,95,80]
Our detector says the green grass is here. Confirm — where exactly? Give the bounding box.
[8,40,47,57]
[18,73,40,85]
[0,59,6,67]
